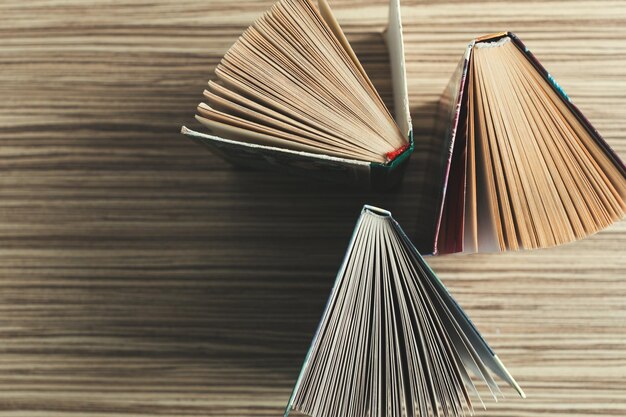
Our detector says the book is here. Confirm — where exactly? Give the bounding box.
[181,0,413,189]
[285,205,525,417]
[424,32,626,255]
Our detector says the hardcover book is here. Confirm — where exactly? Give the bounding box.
[181,0,413,189]
[285,205,525,417]
[420,32,626,254]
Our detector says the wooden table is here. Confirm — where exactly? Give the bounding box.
[1,0,625,415]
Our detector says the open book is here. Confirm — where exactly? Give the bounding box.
[181,0,413,189]
[422,32,626,254]
[285,205,525,417]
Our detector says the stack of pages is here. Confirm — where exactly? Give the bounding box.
[182,0,413,188]
[285,206,525,417]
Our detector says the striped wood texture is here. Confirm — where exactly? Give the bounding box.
[1,0,625,416]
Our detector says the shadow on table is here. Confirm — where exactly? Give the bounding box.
[66,31,442,390]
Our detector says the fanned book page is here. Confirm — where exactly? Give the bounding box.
[432,32,626,255]
[187,0,409,164]
[286,206,524,417]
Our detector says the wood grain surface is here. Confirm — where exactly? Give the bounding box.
[1,0,625,416]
